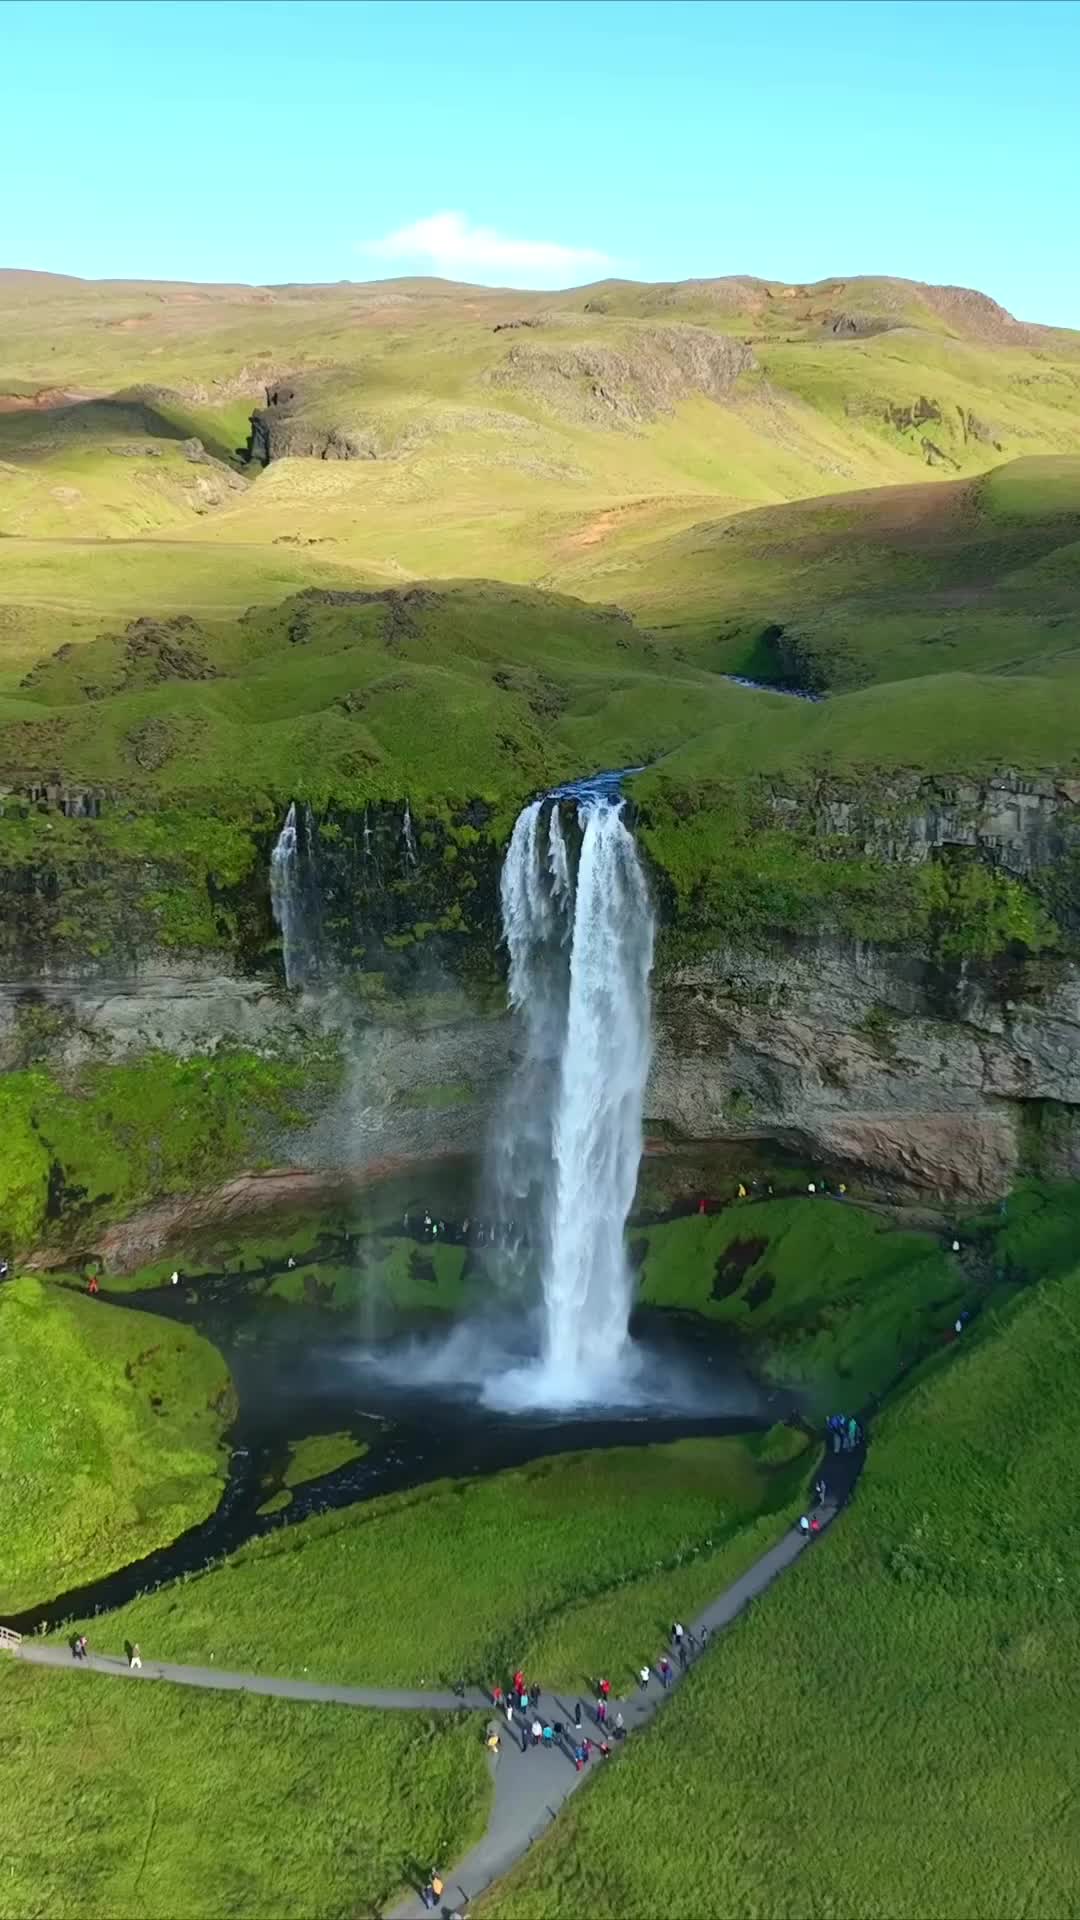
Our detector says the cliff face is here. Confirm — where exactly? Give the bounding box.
[2,772,1079,1222]
[652,936,1080,1197]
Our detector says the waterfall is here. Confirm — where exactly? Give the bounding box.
[495,790,655,1403]
[402,801,418,865]
[270,802,320,989]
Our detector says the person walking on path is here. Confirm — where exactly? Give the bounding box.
[542,1723,554,1751]
[596,1697,607,1726]
[847,1415,859,1451]
[659,1656,672,1689]
[530,1718,542,1748]
[614,1711,626,1741]
[486,1729,501,1756]
[599,1676,612,1701]
[798,1514,811,1538]
[639,1664,651,1691]
[128,1643,142,1671]
[671,1623,685,1652]
[574,1700,583,1730]
[491,1683,503,1710]
[504,1701,514,1731]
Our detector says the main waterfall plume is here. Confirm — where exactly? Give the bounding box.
[495,788,655,1405]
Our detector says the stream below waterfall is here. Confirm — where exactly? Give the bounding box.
[9,1254,796,1634]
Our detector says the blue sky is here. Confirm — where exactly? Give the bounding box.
[5,0,1080,324]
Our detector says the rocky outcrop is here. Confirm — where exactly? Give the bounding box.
[650,934,1080,1199]
[485,326,756,429]
[244,381,377,465]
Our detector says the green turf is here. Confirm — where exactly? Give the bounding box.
[637,1198,967,1412]
[484,1257,1080,1920]
[51,1435,810,1692]
[0,1661,488,1919]
[0,1277,232,1612]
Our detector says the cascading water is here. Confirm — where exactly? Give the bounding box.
[402,801,418,865]
[270,802,321,990]
[494,789,655,1404]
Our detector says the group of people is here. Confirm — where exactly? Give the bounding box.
[404,1211,529,1251]
[827,1413,861,1453]
[487,1622,708,1772]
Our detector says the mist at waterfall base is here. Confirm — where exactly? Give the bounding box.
[269,787,765,1421]
[352,787,750,1419]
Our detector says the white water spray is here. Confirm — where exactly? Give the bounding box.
[270,802,320,989]
[494,791,654,1404]
[402,801,418,865]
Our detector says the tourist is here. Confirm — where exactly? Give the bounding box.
[486,1729,501,1756]
[596,1697,607,1725]
[530,1718,542,1748]
[286,1255,296,1269]
[639,1664,650,1691]
[847,1415,859,1450]
[815,1477,827,1505]
[519,1690,529,1714]
[952,1238,961,1253]
[0,1258,9,1280]
[659,1657,672,1689]
[614,1711,626,1740]
[129,1643,142,1670]
[807,1182,816,1195]
[574,1743,587,1772]
[671,1622,685,1649]
[170,1270,179,1286]
[574,1700,583,1729]
[737,1182,747,1199]
[677,1642,687,1671]
[531,1684,542,1710]
[810,1515,821,1536]
[505,1702,514,1729]
[798,1514,811,1537]
[87,1274,99,1295]
[513,1667,524,1696]
[542,1723,554,1750]
[599,1676,612,1700]
[491,1683,503,1709]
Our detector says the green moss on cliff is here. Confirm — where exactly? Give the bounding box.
[637,772,1061,961]
[0,1047,341,1253]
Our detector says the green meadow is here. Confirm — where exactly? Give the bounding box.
[0,1662,487,1920]
[485,1253,1080,1920]
[0,1276,231,1611]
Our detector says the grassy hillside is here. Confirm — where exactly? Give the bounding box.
[2,268,1079,674]
[0,1663,487,1920]
[484,1251,1080,1920]
[52,1435,809,1691]
[0,1276,231,1610]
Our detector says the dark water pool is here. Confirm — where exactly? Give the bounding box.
[11,1271,797,1634]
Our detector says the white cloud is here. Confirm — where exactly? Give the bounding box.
[363,210,612,282]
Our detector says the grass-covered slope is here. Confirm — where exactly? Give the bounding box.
[52,1435,809,1691]
[0,1277,231,1611]
[2,267,1080,671]
[484,1257,1080,1920]
[0,1664,487,1920]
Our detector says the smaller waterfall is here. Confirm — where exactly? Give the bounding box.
[363,809,372,858]
[270,802,321,990]
[402,802,418,865]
